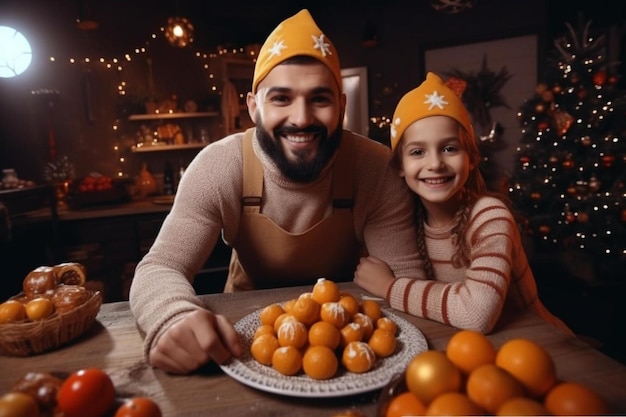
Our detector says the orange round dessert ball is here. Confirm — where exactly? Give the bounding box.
[368,328,397,358]
[302,345,338,380]
[272,345,302,376]
[250,333,280,365]
[308,320,341,350]
[320,302,349,328]
[277,319,308,349]
[311,278,341,304]
[342,341,376,374]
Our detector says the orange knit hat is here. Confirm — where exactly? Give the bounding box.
[252,9,342,94]
[390,72,473,151]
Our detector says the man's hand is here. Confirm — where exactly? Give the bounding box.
[149,309,243,374]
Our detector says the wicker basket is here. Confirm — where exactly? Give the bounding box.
[0,290,102,357]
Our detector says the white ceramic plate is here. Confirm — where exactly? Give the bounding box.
[220,307,428,398]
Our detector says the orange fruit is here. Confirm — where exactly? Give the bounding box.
[351,313,374,340]
[291,297,321,326]
[253,324,275,339]
[495,338,556,397]
[466,363,524,414]
[385,391,426,417]
[544,381,611,415]
[308,320,341,349]
[282,298,298,314]
[25,297,54,320]
[320,302,349,328]
[302,345,338,380]
[272,345,302,376]
[445,329,496,374]
[425,392,483,416]
[359,299,382,321]
[376,317,398,335]
[405,350,462,405]
[311,278,341,304]
[250,333,279,365]
[339,322,364,347]
[496,396,550,416]
[338,293,359,318]
[277,319,308,348]
[259,303,285,327]
[368,328,397,358]
[0,300,26,324]
[273,313,297,333]
[342,341,376,373]
[0,392,39,417]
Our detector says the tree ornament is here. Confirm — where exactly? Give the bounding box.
[570,73,581,84]
[577,88,588,100]
[549,155,559,164]
[552,84,562,94]
[581,136,592,146]
[549,106,574,135]
[621,209,626,223]
[531,192,541,200]
[538,121,550,131]
[541,90,554,102]
[538,225,551,234]
[535,103,546,113]
[588,176,600,192]
[593,70,607,86]
[562,158,575,169]
[565,212,576,223]
[577,212,590,223]
[536,83,548,95]
[601,154,615,168]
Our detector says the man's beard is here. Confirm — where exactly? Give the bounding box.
[256,117,342,182]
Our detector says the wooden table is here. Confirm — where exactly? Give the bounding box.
[2,282,626,416]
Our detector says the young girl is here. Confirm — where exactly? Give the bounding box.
[354,72,572,334]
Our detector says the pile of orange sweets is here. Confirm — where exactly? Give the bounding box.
[249,278,400,380]
[382,329,612,416]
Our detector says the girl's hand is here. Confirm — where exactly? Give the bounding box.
[353,256,396,298]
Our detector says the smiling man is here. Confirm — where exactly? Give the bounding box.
[129,9,423,375]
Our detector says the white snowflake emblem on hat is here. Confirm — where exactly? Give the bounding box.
[268,40,287,57]
[312,34,332,57]
[424,90,448,110]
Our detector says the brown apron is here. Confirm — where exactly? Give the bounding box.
[224,128,361,291]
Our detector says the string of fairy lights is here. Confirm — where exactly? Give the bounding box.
[47,20,258,178]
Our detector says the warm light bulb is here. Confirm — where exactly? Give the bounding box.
[173,24,184,38]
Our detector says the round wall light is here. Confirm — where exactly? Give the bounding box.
[0,25,33,78]
[164,17,194,48]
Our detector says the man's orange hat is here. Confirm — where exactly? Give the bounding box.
[390,72,473,151]
[252,9,342,94]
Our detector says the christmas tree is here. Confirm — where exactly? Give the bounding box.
[508,18,626,283]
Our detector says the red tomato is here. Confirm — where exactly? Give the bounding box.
[115,397,163,417]
[57,368,116,417]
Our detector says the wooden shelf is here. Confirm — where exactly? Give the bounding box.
[128,112,219,121]
[131,143,207,153]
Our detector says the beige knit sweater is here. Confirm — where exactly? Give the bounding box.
[387,196,572,334]
[129,130,422,357]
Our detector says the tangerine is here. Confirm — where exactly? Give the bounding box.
[385,391,426,417]
[376,317,398,335]
[273,313,297,333]
[405,350,462,405]
[291,297,321,326]
[446,329,496,374]
[342,341,376,373]
[368,328,397,358]
[277,319,308,348]
[320,302,349,328]
[272,345,302,376]
[250,333,279,365]
[311,278,341,304]
[360,299,382,321]
[425,392,483,416]
[495,338,556,397]
[339,322,364,347]
[25,297,54,320]
[338,293,359,318]
[544,381,611,415]
[0,392,39,417]
[496,396,550,416]
[0,300,26,324]
[253,324,275,340]
[466,363,524,414]
[352,313,374,340]
[308,320,341,349]
[302,345,338,380]
[259,303,285,327]
[282,298,297,314]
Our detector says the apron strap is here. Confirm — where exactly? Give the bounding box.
[241,128,262,214]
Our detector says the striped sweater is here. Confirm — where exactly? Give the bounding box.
[387,196,572,334]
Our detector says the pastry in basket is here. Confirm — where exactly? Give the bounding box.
[53,262,86,286]
[22,266,59,299]
[51,285,92,314]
